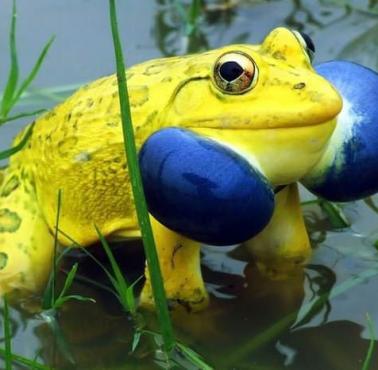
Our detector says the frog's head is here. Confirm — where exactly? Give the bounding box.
[159,27,343,185]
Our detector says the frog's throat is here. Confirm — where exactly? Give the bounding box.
[0,168,54,298]
[190,118,337,186]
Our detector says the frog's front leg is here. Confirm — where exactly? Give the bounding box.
[140,217,207,312]
[245,183,311,279]
[138,127,275,310]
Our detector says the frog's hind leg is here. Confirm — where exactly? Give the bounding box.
[0,168,54,297]
[245,183,311,279]
[140,216,208,312]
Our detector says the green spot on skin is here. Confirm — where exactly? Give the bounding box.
[1,175,20,197]
[0,252,8,270]
[0,208,22,233]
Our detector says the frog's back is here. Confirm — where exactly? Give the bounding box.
[12,50,221,245]
[13,63,170,245]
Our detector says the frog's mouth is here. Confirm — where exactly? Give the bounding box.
[188,118,336,146]
[188,119,337,185]
[185,111,339,130]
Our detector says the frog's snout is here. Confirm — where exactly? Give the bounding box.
[318,75,343,122]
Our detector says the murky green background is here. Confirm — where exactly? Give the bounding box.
[1,0,378,369]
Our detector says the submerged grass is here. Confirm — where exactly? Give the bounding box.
[57,228,214,369]
[1,297,52,369]
[223,266,378,366]
[2,296,12,370]
[0,349,52,370]
[301,198,350,228]
[361,313,376,370]
[108,0,175,355]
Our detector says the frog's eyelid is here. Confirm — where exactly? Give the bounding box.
[291,30,315,63]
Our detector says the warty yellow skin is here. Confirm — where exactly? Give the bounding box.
[0,28,342,310]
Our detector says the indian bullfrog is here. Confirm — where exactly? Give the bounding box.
[0,27,377,311]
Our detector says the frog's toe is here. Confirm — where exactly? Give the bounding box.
[140,282,209,313]
[302,61,378,201]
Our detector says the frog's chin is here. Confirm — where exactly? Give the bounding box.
[189,119,337,186]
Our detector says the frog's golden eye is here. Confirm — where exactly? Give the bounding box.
[292,30,315,62]
[213,52,258,94]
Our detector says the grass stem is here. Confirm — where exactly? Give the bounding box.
[108,0,175,354]
[3,296,12,370]
[362,313,376,370]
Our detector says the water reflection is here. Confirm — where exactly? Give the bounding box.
[152,0,378,70]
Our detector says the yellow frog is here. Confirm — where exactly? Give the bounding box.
[0,27,349,310]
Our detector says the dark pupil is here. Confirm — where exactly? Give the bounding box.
[299,31,315,53]
[219,61,244,82]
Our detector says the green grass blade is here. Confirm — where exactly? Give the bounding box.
[67,272,117,297]
[11,36,55,109]
[43,314,76,365]
[2,296,12,370]
[362,313,376,370]
[95,225,135,313]
[175,342,214,370]
[55,245,74,264]
[54,263,78,305]
[55,295,96,307]
[173,0,187,19]
[51,190,62,306]
[1,0,19,117]
[319,199,350,228]
[11,83,83,107]
[0,122,34,160]
[186,0,203,36]
[364,197,378,213]
[57,229,121,296]
[108,0,175,353]
[131,330,142,353]
[301,199,320,206]
[42,189,62,309]
[0,109,45,126]
[301,198,351,228]
[0,348,51,370]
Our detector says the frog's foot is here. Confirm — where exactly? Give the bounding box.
[0,169,54,298]
[245,183,311,279]
[302,61,378,201]
[140,217,208,312]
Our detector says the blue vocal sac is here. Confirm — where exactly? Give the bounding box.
[303,61,378,201]
[139,128,274,246]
